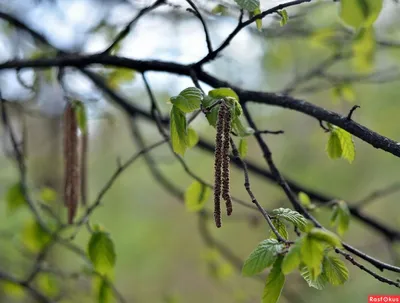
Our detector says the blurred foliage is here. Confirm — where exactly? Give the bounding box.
[0,0,399,302]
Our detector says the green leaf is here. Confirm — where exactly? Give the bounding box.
[73,100,88,134]
[98,278,113,303]
[242,239,284,276]
[282,243,301,274]
[262,256,285,303]
[326,132,342,159]
[252,8,262,32]
[22,220,51,252]
[336,128,355,163]
[234,0,259,12]
[238,138,248,158]
[187,127,199,148]
[170,87,202,113]
[330,206,339,226]
[202,96,219,127]
[211,4,227,15]
[6,182,26,214]
[40,187,57,203]
[279,10,289,26]
[331,201,350,236]
[309,228,343,248]
[338,201,350,236]
[37,273,58,297]
[326,125,356,163]
[300,266,328,290]
[184,181,211,212]
[332,83,356,103]
[339,0,383,28]
[300,235,324,280]
[271,208,307,231]
[323,255,349,286]
[270,218,288,240]
[107,68,135,89]
[208,88,239,101]
[232,117,254,138]
[352,27,375,73]
[298,192,311,207]
[2,281,25,298]
[170,106,188,156]
[88,231,116,275]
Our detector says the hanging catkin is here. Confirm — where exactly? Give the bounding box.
[80,130,88,206]
[213,102,225,228]
[213,100,234,228]
[63,103,79,224]
[221,105,232,216]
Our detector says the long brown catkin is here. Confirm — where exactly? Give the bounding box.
[213,102,226,228]
[221,105,232,216]
[63,103,79,224]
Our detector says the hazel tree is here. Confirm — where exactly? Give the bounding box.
[0,0,399,302]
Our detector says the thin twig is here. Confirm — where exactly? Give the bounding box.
[102,0,166,54]
[356,182,400,207]
[230,138,288,243]
[186,0,213,53]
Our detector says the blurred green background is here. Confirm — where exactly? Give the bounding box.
[0,0,399,302]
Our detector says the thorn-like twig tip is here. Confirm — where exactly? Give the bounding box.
[347,105,360,120]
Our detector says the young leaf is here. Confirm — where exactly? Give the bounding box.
[309,228,342,248]
[170,87,202,113]
[298,192,311,207]
[107,68,136,89]
[40,187,57,203]
[37,273,59,297]
[98,278,113,303]
[252,7,262,32]
[238,138,248,158]
[271,208,307,231]
[300,266,328,290]
[323,255,349,286]
[262,256,285,303]
[282,243,301,274]
[300,235,324,280]
[338,201,350,235]
[22,220,51,253]
[208,88,239,101]
[170,106,188,156]
[232,117,254,137]
[339,0,383,29]
[331,201,350,236]
[234,0,259,12]
[211,4,227,15]
[352,27,375,73]
[184,181,211,212]
[334,83,356,103]
[2,281,25,298]
[279,10,288,26]
[6,182,26,214]
[270,218,288,240]
[88,231,116,275]
[203,101,219,127]
[298,194,316,210]
[242,239,284,276]
[336,128,355,163]
[187,127,199,148]
[330,205,339,226]
[327,131,342,159]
